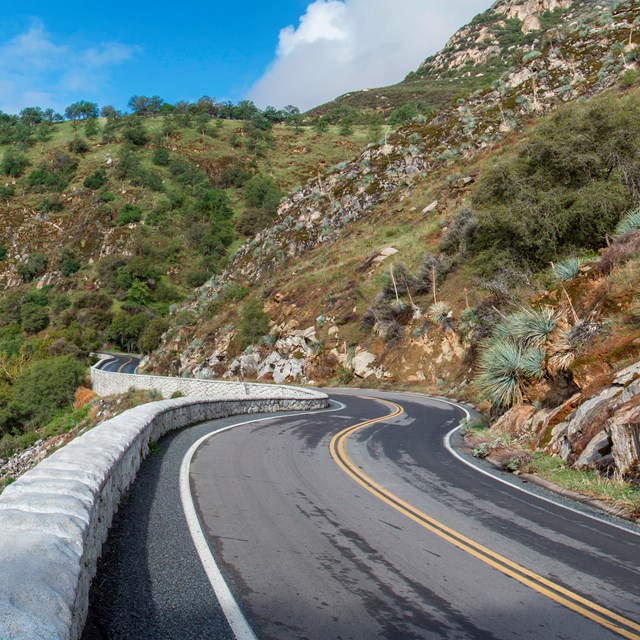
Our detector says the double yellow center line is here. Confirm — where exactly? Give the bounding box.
[329,398,640,640]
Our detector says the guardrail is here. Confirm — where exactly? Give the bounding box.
[0,366,328,639]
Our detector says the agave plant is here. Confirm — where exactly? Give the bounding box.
[428,301,452,325]
[614,208,640,236]
[504,306,560,348]
[475,338,545,408]
[552,257,585,282]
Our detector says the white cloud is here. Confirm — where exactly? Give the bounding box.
[249,0,491,110]
[0,20,140,114]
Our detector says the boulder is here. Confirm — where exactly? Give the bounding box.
[352,351,377,378]
[491,404,536,437]
[422,201,438,214]
[608,397,640,478]
[575,431,611,469]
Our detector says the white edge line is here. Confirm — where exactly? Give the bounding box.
[427,397,640,538]
[179,400,347,640]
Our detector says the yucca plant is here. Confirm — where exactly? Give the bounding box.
[428,301,452,325]
[475,338,545,408]
[614,208,640,236]
[504,306,560,348]
[552,257,585,282]
[547,327,576,376]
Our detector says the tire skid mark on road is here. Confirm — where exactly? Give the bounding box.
[330,397,640,640]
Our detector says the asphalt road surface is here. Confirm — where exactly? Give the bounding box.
[84,391,640,640]
[95,353,140,374]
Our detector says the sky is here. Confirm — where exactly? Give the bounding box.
[0,0,490,115]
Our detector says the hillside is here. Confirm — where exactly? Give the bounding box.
[145,0,640,498]
[0,108,374,461]
[308,0,621,120]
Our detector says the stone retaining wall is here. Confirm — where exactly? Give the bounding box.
[91,357,322,400]
[0,388,328,640]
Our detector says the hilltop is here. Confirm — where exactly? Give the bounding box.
[308,0,622,120]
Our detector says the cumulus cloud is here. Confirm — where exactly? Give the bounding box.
[249,0,490,110]
[0,21,140,114]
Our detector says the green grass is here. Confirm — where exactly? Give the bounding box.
[531,452,640,515]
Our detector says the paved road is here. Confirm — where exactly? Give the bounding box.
[95,353,140,374]
[84,391,640,640]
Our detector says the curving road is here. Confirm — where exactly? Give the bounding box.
[95,353,140,374]
[84,390,640,640]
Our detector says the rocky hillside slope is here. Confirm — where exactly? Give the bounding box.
[147,0,640,482]
[308,0,621,118]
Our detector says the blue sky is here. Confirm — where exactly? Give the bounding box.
[0,0,489,114]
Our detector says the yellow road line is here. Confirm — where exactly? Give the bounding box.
[117,356,133,373]
[329,397,640,640]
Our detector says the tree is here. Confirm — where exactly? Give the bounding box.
[64,101,99,129]
[128,95,165,117]
[100,105,120,120]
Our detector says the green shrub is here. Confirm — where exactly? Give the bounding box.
[17,253,48,282]
[236,298,270,350]
[0,246,6,261]
[152,147,170,166]
[0,185,14,202]
[139,317,169,353]
[20,304,49,333]
[223,282,249,302]
[116,204,143,225]
[61,257,81,277]
[0,149,29,177]
[618,68,639,89]
[83,169,108,190]
[68,137,90,154]
[470,98,640,271]
[13,356,86,427]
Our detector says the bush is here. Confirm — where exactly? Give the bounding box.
[20,304,49,333]
[598,231,640,274]
[17,252,48,282]
[470,98,640,271]
[116,204,143,225]
[237,298,270,350]
[61,257,82,277]
[139,317,169,353]
[83,169,108,190]
[618,68,639,89]
[68,137,90,154]
[0,185,14,202]
[152,147,170,166]
[13,356,86,428]
[223,282,249,302]
[1,149,29,177]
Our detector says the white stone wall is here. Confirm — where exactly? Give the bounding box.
[0,389,328,640]
[91,360,323,400]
